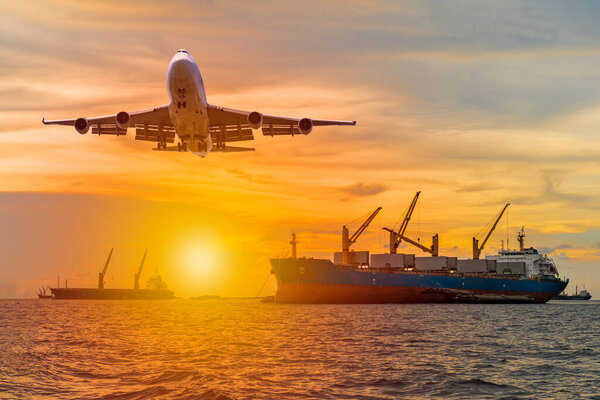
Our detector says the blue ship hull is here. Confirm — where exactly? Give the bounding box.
[270,258,568,304]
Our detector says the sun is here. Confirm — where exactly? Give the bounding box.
[181,244,221,281]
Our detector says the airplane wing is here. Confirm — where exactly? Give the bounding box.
[206,104,356,139]
[42,105,175,143]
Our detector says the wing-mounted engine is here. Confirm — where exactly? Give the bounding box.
[116,111,130,129]
[247,112,263,129]
[74,118,90,134]
[261,117,313,136]
[298,118,313,135]
[73,117,127,136]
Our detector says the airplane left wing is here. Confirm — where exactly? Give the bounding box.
[207,104,356,139]
[42,105,175,143]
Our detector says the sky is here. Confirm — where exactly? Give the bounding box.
[1,0,600,298]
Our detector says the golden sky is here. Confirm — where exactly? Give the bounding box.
[2,0,600,297]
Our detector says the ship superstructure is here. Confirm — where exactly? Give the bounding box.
[486,227,559,278]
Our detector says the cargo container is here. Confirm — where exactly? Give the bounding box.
[457,259,497,273]
[370,253,415,269]
[333,251,369,266]
[414,256,457,271]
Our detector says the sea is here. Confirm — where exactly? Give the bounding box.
[0,299,598,400]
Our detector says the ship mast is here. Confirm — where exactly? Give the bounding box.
[383,191,439,256]
[342,207,382,264]
[473,204,510,259]
[134,249,147,290]
[289,233,298,259]
[517,226,525,251]
[98,248,114,289]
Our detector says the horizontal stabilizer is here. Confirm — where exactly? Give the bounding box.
[152,145,255,153]
[212,145,255,153]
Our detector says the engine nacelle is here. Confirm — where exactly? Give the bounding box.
[116,111,130,130]
[74,118,90,134]
[247,111,263,130]
[298,118,313,135]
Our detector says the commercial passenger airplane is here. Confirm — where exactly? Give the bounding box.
[43,49,356,157]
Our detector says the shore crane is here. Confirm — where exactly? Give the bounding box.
[473,203,510,259]
[134,249,148,290]
[97,248,113,289]
[383,191,439,256]
[342,207,382,264]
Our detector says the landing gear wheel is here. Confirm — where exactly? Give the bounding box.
[182,142,188,151]
[177,142,181,152]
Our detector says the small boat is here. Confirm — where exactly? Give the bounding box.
[553,285,592,300]
[37,286,53,299]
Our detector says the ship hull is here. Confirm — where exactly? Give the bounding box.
[270,258,568,304]
[50,288,174,300]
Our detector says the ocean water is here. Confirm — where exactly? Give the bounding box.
[0,300,598,400]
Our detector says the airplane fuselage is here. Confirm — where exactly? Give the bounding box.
[166,50,211,155]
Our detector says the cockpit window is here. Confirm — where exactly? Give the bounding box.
[177,49,189,54]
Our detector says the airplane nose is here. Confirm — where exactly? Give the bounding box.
[169,56,192,74]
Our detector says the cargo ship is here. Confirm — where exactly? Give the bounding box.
[553,285,592,300]
[270,193,568,304]
[50,249,174,300]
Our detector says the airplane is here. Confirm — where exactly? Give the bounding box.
[42,49,356,157]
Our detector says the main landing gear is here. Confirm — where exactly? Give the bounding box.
[177,142,188,152]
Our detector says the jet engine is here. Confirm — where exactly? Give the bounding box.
[298,118,313,135]
[116,111,130,130]
[247,111,263,129]
[74,118,90,134]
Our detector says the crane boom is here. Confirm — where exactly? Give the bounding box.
[383,191,429,254]
[98,248,113,289]
[342,207,382,264]
[134,249,148,290]
[399,234,439,256]
[473,203,510,259]
[396,191,421,244]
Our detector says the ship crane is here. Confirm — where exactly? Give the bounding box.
[134,249,148,290]
[98,248,114,289]
[383,191,439,256]
[473,203,510,259]
[342,207,382,264]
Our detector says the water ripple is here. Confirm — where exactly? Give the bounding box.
[0,300,598,399]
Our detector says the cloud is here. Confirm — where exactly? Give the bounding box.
[340,183,389,197]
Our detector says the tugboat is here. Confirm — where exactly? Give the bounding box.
[37,286,53,299]
[553,285,592,300]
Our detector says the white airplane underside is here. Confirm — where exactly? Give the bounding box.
[42,49,356,158]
